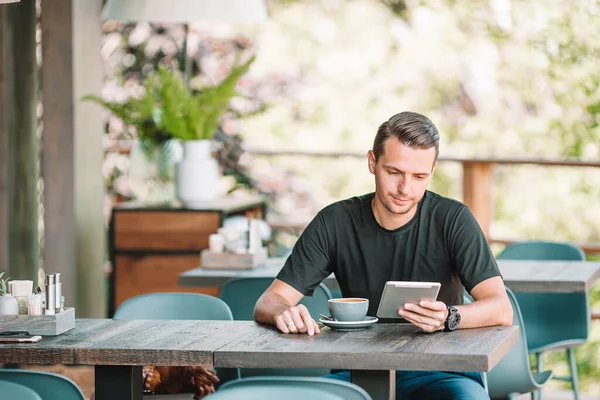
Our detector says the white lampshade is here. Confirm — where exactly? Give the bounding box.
[103,0,267,23]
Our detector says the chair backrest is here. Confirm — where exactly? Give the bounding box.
[219,278,332,321]
[210,376,372,400]
[497,240,585,261]
[0,369,84,400]
[0,380,43,400]
[487,288,552,399]
[496,240,589,350]
[113,292,233,320]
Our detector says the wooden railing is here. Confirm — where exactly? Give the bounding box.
[250,149,600,255]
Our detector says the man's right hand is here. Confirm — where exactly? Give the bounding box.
[254,279,321,336]
[274,304,320,336]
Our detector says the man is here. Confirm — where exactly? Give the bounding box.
[254,111,513,399]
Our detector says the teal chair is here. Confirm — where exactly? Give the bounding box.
[0,380,43,400]
[206,376,372,400]
[497,241,588,399]
[114,292,234,321]
[487,288,553,399]
[219,278,332,377]
[219,277,332,321]
[114,292,239,385]
[0,369,84,400]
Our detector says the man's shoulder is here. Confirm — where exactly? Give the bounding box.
[424,190,467,214]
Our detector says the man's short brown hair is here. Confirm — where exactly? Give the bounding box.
[372,111,440,163]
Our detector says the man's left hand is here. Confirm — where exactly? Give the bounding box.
[399,301,448,333]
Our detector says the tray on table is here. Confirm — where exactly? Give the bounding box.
[0,307,75,336]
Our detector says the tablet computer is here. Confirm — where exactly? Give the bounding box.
[376,281,441,319]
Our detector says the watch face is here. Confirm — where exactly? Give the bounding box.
[448,314,460,330]
[447,307,461,331]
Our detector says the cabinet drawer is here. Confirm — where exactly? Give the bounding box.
[113,211,220,251]
[113,254,219,311]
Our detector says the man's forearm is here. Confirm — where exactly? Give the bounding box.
[455,295,513,329]
[254,291,294,325]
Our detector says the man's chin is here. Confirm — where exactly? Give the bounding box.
[384,201,414,216]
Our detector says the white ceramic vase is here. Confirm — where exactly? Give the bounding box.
[176,140,219,205]
[0,294,19,315]
[129,139,183,204]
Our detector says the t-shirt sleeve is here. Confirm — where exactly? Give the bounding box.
[276,211,333,296]
[448,206,502,293]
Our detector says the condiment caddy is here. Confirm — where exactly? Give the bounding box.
[0,272,75,336]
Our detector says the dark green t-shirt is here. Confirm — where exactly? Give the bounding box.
[276,191,501,316]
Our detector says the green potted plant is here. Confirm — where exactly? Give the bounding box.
[0,272,18,316]
[84,76,180,204]
[156,55,255,204]
[85,54,254,205]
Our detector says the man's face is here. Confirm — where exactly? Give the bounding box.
[368,138,437,217]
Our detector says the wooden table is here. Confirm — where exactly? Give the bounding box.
[215,322,518,400]
[0,319,243,400]
[0,319,518,400]
[495,260,600,293]
[179,258,600,293]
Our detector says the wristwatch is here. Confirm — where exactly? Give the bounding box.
[444,305,461,332]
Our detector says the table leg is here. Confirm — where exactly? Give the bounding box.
[95,365,142,400]
[351,369,396,400]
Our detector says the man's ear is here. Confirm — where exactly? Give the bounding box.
[431,161,437,174]
[368,150,376,174]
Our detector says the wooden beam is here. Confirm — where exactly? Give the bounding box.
[0,5,9,275]
[41,0,106,317]
[462,161,495,239]
[0,0,39,282]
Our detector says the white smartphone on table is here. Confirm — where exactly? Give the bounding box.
[0,335,42,343]
[376,281,441,319]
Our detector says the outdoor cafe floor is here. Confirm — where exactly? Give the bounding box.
[19,365,600,400]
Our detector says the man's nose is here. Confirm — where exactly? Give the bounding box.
[398,177,411,194]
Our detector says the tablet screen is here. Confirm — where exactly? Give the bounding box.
[376,281,441,319]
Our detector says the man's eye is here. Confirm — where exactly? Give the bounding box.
[388,171,399,175]
[415,176,425,180]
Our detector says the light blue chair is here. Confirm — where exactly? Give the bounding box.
[497,241,588,399]
[487,288,553,399]
[114,292,239,385]
[206,376,372,400]
[219,277,332,321]
[0,369,84,400]
[0,380,43,400]
[114,292,234,321]
[219,277,332,377]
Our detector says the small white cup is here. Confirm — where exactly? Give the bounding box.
[209,233,225,253]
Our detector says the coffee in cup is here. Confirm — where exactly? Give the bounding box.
[328,298,369,322]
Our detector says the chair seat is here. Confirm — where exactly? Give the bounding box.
[532,371,553,387]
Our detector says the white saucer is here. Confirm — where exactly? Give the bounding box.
[319,316,378,331]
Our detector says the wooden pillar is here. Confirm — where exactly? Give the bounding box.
[0,0,39,282]
[0,4,8,275]
[462,161,495,239]
[41,0,106,317]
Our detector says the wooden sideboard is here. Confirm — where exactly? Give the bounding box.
[108,196,266,316]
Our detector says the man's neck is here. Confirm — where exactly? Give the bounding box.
[371,196,418,231]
